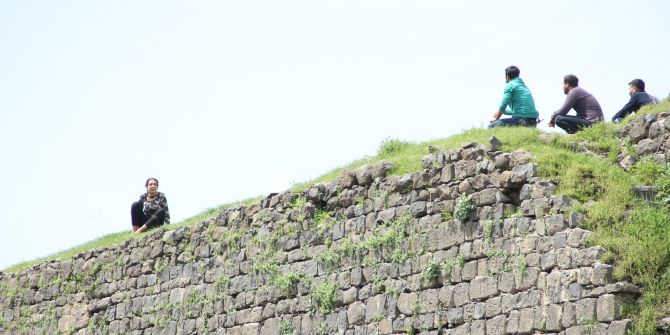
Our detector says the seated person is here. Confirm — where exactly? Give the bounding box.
[489,66,539,128]
[549,74,604,134]
[131,177,170,234]
[611,79,660,123]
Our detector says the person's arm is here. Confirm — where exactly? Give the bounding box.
[134,224,149,234]
[550,91,577,122]
[498,84,514,115]
[161,194,170,224]
[611,96,640,122]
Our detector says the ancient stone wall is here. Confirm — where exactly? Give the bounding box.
[618,110,670,170]
[0,138,640,335]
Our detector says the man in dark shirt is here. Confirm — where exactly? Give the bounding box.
[611,79,660,123]
[549,74,604,134]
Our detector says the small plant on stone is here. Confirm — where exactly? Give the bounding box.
[422,260,441,281]
[154,258,168,273]
[222,230,243,252]
[316,322,329,335]
[442,256,465,276]
[516,255,528,277]
[373,312,387,323]
[273,271,304,297]
[215,273,230,293]
[289,196,307,222]
[440,207,453,221]
[310,281,338,313]
[391,247,410,263]
[315,246,341,273]
[411,300,421,315]
[289,196,306,209]
[251,248,279,277]
[356,196,366,206]
[385,286,400,297]
[484,219,495,243]
[279,319,296,335]
[453,195,475,222]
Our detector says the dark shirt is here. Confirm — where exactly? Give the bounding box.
[611,92,660,122]
[139,192,170,224]
[551,87,604,124]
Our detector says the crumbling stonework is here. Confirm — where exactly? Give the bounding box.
[0,138,640,335]
[617,109,670,170]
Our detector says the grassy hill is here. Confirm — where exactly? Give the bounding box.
[3,100,670,334]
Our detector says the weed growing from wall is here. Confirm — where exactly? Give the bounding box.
[453,195,475,222]
[279,320,296,335]
[310,281,338,313]
[421,260,441,281]
[272,271,304,297]
[484,219,495,243]
[440,208,453,221]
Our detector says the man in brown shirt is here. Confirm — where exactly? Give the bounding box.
[549,74,604,134]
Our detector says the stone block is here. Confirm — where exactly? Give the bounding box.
[485,296,502,318]
[347,301,366,326]
[591,263,613,286]
[409,201,427,218]
[447,306,464,326]
[556,248,574,269]
[575,298,596,324]
[545,304,563,331]
[453,283,470,307]
[576,247,605,266]
[497,271,515,293]
[518,308,535,334]
[438,285,454,308]
[562,301,576,328]
[506,310,520,333]
[397,292,418,316]
[608,319,632,335]
[540,251,557,271]
[501,293,515,313]
[365,294,387,323]
[596,294,619,322]
[486,314,507,335]
[470,276,499,301]
[461,260,478,281]
[441,164,456,183]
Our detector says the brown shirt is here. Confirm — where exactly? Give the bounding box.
[551,87,604,124]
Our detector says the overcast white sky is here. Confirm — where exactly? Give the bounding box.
[1,1,669,270]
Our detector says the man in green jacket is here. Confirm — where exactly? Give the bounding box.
[489,66,539,128]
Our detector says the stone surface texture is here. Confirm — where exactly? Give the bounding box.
[0,138,642,334]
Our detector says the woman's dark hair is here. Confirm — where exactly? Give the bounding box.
[564,74,579,88]
[145,178,159,187]
[505,66,520,79]
[629,79,646,92]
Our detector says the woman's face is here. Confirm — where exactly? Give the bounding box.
[147,179,158,194]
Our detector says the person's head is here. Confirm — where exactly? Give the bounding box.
[505,66,520,82]
[563,74,579,94]
[145,178,159,194]
[629,79,646,95]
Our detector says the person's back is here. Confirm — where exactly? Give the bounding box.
[561,86,603,123]
[549,74,603,134]
[612,79,659,122]
[502,77,539,119]
[489,66,538,128]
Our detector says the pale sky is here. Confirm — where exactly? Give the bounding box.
[1,1,669,270]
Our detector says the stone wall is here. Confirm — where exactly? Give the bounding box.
[0,138,640,335]
[617,109,670,170]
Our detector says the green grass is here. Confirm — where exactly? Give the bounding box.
[3,99,670,334]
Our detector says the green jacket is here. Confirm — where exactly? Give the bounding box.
[498,77,539,119]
